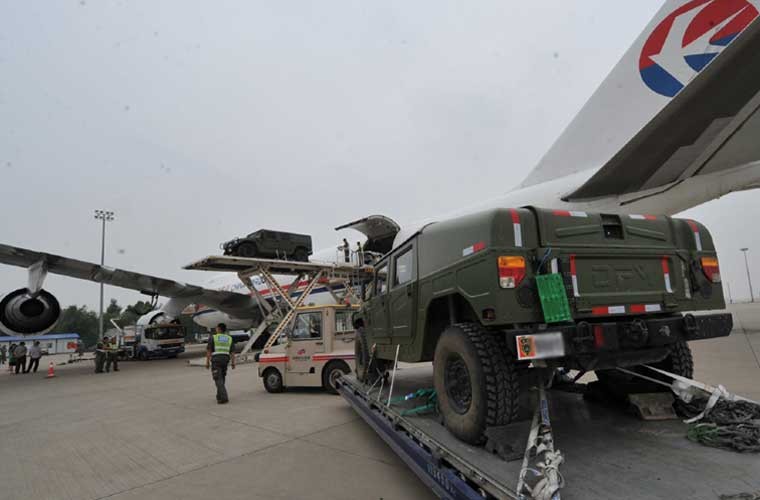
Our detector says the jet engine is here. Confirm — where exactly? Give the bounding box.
[0,288,61,336]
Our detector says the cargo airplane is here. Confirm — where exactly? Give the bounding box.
[2,0,760,337]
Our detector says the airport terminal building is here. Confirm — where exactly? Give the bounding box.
[0,333,80,355]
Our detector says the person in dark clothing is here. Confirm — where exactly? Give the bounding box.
[94,341,106,373]
[206,323,235,404]
[13,342,27,375]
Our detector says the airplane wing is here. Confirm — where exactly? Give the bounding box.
[0,243,260,320]
[520,0,760,207]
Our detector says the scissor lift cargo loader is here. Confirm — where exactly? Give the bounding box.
[184,255,374,362]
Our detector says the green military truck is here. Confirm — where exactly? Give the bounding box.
[352,207,731,444]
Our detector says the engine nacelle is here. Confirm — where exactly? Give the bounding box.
[0,288,61,336]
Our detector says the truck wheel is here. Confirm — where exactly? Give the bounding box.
[596,340,694,394]
[293,247,309,262]
[263,367,284,393]
[138,350,148,361]
[355,327,386,384]
[434,323,519,445]
[322,361,350,394]
[237,242,257,258]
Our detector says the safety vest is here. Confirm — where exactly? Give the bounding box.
[212,334,232,355]
[109,342,119,351]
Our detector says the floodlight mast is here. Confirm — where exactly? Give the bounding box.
[94,210,115,339]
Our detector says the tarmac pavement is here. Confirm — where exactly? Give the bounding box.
[1,302,759,500]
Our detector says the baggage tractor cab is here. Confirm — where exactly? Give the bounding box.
[257,304,357,394]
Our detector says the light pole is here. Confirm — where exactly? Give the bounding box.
[740,247,754,303]
[94,210,115,338]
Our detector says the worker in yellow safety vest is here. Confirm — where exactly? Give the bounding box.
[206,323,235,404]
[104,336,120,373]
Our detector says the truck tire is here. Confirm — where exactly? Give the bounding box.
[355,327,386,384]
[322,360,350,394]
[237,242,257,258]
[263,367,284,393]
[434,323,519,445]
[596,340,694,394]
[293,247,309,262]
[138,350,149,361]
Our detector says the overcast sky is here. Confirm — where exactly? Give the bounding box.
[1,0,759,310]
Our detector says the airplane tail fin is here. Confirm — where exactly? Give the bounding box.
[521,0,760,207]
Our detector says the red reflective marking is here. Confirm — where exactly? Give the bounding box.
[661,256,670,274]
[553,210,570,217]
[687,220,699,233]
[592,306,608,316]
[259,357,288,363]
[630,304,646,314]
[313,354,355,361]
[472,241,486,252]
[510,208,520,224]
[644,215,657,220]
[593,325,605,348]
[570,255,577,276]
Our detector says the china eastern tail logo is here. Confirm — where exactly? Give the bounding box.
[640,0,759,97]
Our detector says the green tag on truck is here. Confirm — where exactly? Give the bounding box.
[352,207,731,445]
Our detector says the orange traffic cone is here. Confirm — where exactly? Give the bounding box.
[46,361,56,379]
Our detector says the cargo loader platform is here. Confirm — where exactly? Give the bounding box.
[337,364,760,500]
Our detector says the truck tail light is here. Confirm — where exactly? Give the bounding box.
[498,256,526,289]
[700,256,721,283]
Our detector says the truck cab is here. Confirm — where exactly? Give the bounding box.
[134,323,186,360]
[257,304,358,394]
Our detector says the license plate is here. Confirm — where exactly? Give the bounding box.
[516,332,566,361]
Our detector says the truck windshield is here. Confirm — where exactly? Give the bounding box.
[146,326,185,340]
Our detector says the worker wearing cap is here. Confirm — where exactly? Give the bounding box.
[206,323,235,404]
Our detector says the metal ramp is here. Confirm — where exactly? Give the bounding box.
[184,255,374,362]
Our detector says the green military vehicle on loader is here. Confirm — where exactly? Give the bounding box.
[352,207,732,445]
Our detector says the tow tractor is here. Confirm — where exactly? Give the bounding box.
[257,304,359,393]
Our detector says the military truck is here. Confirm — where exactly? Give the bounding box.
[352,207,732,445]
[221,229,312,261]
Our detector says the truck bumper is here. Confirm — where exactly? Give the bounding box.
[507,313,732,369]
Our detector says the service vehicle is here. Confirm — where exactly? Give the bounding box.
[133,322,186,360]
[221,229,312,261]
[257,304,357,394]
[352,207,732,445]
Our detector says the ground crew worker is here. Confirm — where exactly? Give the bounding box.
[13,342,27,375]
[206,323,235,404]
[94,340,106,373]
[26,340,42,373]
[340,238,350,263]
[104,336,120,372]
